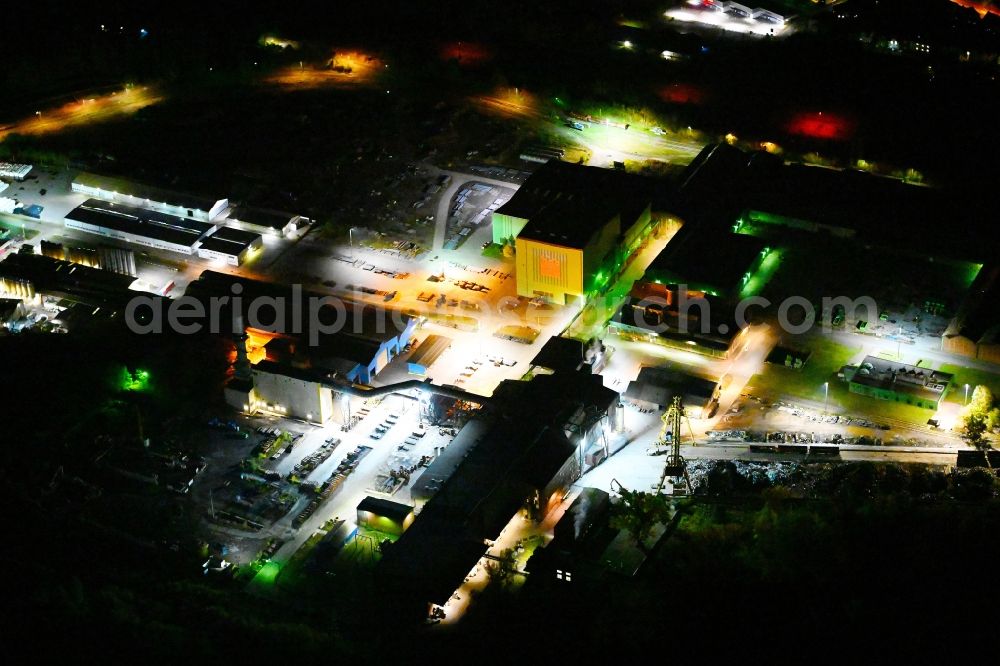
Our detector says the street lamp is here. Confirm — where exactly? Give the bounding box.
[964,383,970,406]
[823,382,829,414]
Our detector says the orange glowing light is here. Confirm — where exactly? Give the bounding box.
[246,328,285,364]
[950,0,999,18]
[539,256,562,279]
[0,85,164,143]
[266,50,383,88]
[472,87,539,119]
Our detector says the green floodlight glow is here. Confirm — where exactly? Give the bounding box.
[740,247,782,299]
[966,262,984,288]
[120,367,151,392]
[255,560,282,586]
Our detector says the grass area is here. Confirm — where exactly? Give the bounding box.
[335,527,397,569]
[0,215,38,240]
[250,560,283,589]
[481,242,504,260]
[271,529,331,590]
[752,337,861,401]
[830,383,937,422]
[514,534,546,570]
[938,363,1000,407]
[752,336,940,423]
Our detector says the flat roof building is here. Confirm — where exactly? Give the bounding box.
[187,270,416,387]
[409,417,491,505]
[678,143,994,263]
[72,172,229,222]
[381,372,619,611]
[356,496,415,536]
[406,334,451,375]
[0,252,147,311]
[196,226,263,266]
[623,366,720,417]
[492,161,658,304]
[249,360,337,423]
[530,335,608,375]
[65,199,216,256]
[642,224,769,300]
[611,286,749,359]
[848,356,953,410]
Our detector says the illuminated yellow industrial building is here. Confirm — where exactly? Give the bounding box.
[493,161,654,304]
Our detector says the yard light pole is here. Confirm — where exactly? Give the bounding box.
[965,383,970,406]
[823,382,829,414]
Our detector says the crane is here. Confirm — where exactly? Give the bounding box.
[654,396,694,496]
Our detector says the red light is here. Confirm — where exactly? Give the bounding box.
[787,111,855,141]
[439,42,493,67]
[656,83,706,105]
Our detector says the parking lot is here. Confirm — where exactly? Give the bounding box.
[199,391,472,573]
[261,394,454,494]
[3,167,84,222]
[442,181,515,251]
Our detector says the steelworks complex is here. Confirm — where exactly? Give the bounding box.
[3,141,1000,621]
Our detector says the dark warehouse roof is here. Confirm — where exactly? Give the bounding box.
[66,199,214,248]
[496,160,658,249]
[356,496,414,523]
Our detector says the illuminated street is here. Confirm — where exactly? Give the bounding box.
[0,85,163,143]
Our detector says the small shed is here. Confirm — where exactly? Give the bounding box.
[407,334,451,375]
[356,496,415,536]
